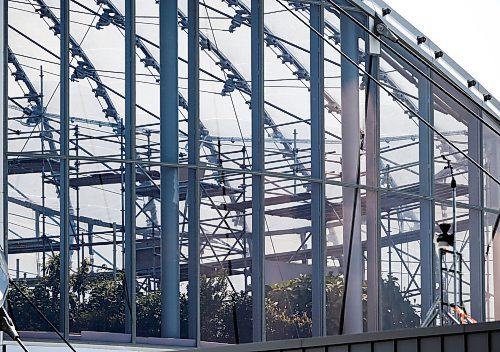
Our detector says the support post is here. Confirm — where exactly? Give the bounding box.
[251,0,265,342]
[160,0,180,338]
[187,0,200,343]
[418,68,434,319]
[59,0,70,338]
[113,222,117,279]
[469,112,484,321]
[489,138,500,319]
[340,13,363,334]
[35,212,40,275]
[87,222,94,260]
[365,19,381,332]
[310,3,326,337]
[124,0,137,342]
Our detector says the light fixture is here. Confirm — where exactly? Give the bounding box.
[436,223,454,248]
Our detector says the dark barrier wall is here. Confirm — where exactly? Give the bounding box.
[190,322,500,352]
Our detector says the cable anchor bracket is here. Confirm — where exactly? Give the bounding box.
[374,15,399,43]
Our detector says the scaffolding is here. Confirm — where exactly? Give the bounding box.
[1,0,500,345]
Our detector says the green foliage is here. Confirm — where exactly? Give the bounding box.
[381,275,420,330]
[8,256,418,343]
[137,290,160,337]
[9,254,60,331]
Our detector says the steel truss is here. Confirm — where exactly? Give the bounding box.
[2,0,500,344]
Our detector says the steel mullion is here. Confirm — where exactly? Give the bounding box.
[160,0,180,338]
[251,0,265,343]
[187,2,200,339]
[310,3,326,337]
[59,0,70,339]
[124,0,137,342]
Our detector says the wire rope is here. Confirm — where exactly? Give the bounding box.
[324,0,500,138]
[275,0,500,188]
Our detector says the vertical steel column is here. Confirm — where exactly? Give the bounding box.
[310,3,326,337]
[1,0,7,257]
[340,13,363,334]
[365,20,381,332]
[124,0,137,342]
[489,138,500,319]
[418,68,434,318]
[160,0,180,338]
[59,0,70,338]
[187,0,200,343]
[113,222,117,279]
[251,0,265,343]
[469,113,484,321]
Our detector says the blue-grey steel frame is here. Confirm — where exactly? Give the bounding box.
[340,12,363,334]
[251,0,265,342]
[124,0,137,342]
[187,0,201,343]
[365,21,381,332]
[418,67,435,316]
[310,3,326,337]
[59,0,70,339]
[1,0,7,282]
[160,0,181,339]
[3,0,500,346]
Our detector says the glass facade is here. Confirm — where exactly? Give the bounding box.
[3,0,500,345]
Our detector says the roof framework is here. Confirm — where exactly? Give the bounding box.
[2,0,500,344]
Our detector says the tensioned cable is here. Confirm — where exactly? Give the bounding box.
[200,1,341,69]
[222,1,317,324]
[290,1,488,154]
[275,0,500,188]
[338,51,372,335]
[67,0,248,317]
[9,24,160,121]
[19,2,328,146]
[324,0,500,138]
[17,0,104,223]
[11,0,93,16]
[38,0,104,116]
[10,1,137,259]
[278,1,498,332]
[9,279,77,352]
[12,1,472,188]
[212,0,343,128]
[200,1,250,169]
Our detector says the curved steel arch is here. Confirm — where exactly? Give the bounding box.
[33,0,120,123]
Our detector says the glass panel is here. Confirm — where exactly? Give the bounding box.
[196,1,252,342]
[324,183,350,335]
[8,156,62,331]
[434,203,471,318]
[197,165,251,343]
[265,176,312,341]
[378,50,420,194]
[379,191,421,330]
